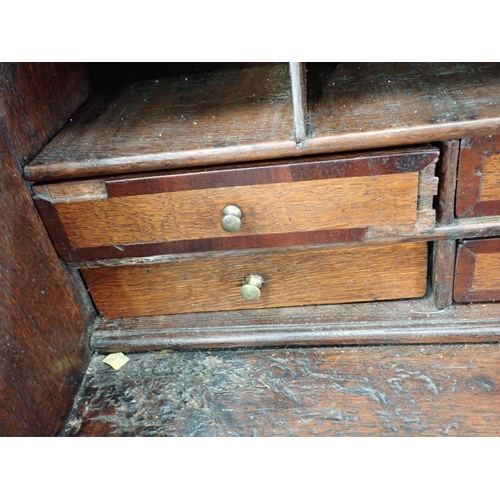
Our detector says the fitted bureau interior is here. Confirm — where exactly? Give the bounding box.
[26,62,500,351]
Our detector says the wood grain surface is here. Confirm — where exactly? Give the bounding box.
[456,135,500,217]
[24,63,500,182]
[81,242,428,318]
[62,343,500,436]
[473,253,500,289]
[454,238,500,302]
[0,120,90,436]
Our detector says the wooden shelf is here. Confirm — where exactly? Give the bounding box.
[25,62,500,182]
[26,62,297,181]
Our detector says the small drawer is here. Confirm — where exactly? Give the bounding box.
[456,135,500,218]
[81,242,429,318]
[34,147,438,263]
[454,238,500,302]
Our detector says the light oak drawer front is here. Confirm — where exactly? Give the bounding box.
[456,135,500,218]
[454,238,500,302]
[81,242,429,318]
[34,148,438,263]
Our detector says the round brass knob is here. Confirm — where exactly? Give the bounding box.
[221,205,242,233]
[240,274,264,301]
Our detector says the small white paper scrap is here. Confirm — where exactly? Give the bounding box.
[102,352,130,370]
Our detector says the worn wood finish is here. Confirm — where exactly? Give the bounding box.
[33,148,438,262]
[0,130,91,436]
[63,343,500,436]
[0,63,91,166]
[81,242,427,318]
[24,63,500,182]
[436,140,460,224]
[456,135,500,218]
[433,240,457,309]
[91,296,500,352]
[289,62,307,143]
[454,238,500,302]
[308,63,500,155]
[25,63,296,181]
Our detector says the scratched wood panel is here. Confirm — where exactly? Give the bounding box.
[62,343,500,436]
[454,238,500,302]
[456,135,500,218]
[54,173,420,250]
[81,242,428,317]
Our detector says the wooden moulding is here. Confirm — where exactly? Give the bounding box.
[454,238,500,303]
[33,147,438,263]
[81,242,428,318]
[456,135,500,218]
[90,296,500,353]
[24,63,500,182]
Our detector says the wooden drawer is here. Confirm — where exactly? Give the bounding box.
[81,242,429,318]
[456,135,500,218]
[34,147,439,263]
[454,238,500,302]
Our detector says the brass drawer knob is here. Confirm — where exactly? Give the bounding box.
[240,274,264,301]
[221,205,242,232]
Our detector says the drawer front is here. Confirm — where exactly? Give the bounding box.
[454,238,500,302]
[456,135,500,218]
[81,242,429,318]
[34,148,438,263]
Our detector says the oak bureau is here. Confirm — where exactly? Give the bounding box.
[24,63,500,352]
